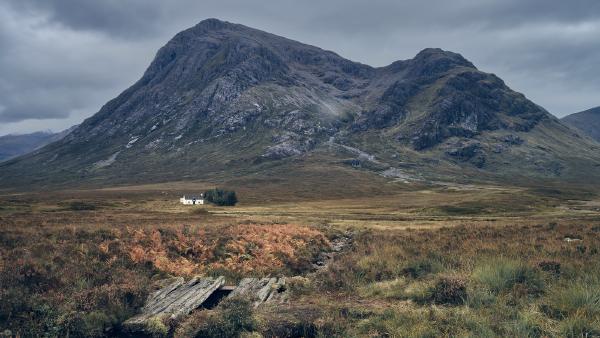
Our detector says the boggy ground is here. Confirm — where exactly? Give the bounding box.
[1,181,600,337]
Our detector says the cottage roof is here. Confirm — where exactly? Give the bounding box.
[182,195,203,200]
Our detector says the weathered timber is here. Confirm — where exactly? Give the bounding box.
[123,276,224,332]
[265,278,288,304]
[228,277,287,307]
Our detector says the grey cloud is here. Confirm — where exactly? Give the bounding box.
[0,2,157,125]
[5,0,164,38]
[12,0,600,37]
[472,0,600,28]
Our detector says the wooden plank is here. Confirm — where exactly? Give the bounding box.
[124,275,290,333]
[228,277,286,307]
[142,277,186,315]
[169,276,225,320]
[265,277,287,304]
[123,276,225,332]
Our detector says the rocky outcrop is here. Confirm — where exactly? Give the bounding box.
[409,70,547,150]
[445,141,487,168]
[312,232,353,270]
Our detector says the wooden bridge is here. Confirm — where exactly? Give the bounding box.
[123,276,287,332]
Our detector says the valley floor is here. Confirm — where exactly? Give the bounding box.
[1,181,600,337]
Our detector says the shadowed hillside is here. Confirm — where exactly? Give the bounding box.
[562,106,600,142]
[0,127,75,162]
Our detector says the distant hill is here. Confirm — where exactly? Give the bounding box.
[0,127,75,162]
[562,107,600,142]
[1,18,599,189]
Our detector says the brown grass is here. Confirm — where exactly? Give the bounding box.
[300,221,600,336]
[0,204,330,336]
[1,182,600,336]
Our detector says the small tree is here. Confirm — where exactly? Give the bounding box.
[204,189,238,206]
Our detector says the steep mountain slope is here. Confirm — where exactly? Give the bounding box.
[1,19,599,188]
[562,107,600,142]
[0,127,75,162]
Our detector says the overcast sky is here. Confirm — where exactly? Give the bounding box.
[1,0,599,135]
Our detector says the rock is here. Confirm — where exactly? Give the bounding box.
[502,134,524,145]
[311,232,352,271]
[445,141,486,168]
[260,131,318,160]
[492,144,506,153]
[342,159,361,167]
[446,142,481,158]
[380,167,419,182]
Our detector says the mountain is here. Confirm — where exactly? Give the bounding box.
[562,107,600,142]
[0,127,75,162]
[1,18,599,189]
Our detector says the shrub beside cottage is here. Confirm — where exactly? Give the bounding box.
[180,189,237,206]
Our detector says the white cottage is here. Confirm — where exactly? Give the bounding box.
[180,194,204,205]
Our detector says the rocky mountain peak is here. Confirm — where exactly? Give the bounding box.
[413,48,474,67]
[1,19,598,188]
[407,48,476,78]
[191,18,235,31]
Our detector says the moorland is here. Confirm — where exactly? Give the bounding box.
[2,174,600,337]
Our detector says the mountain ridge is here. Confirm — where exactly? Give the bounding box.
[562,106,600,142]
[0,127,75,163]
[1,18,599,189]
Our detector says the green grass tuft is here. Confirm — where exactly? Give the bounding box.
[547,281,600,318]
[472,257,544,295]
[559,312,600,338]
[502,312,546,338]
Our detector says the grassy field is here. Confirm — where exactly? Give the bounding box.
[1,180,600,337]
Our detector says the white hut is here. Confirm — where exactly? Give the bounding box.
[180,194,204,205]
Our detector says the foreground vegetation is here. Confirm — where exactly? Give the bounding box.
[0,217,328,336]
[1,183,599,337]
[308,223,600,337]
